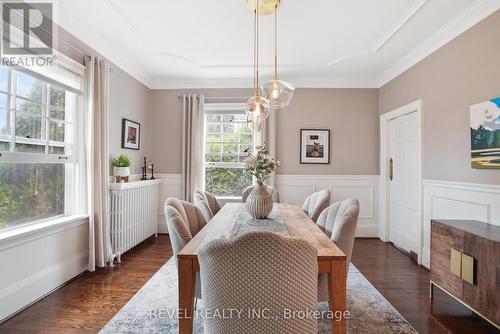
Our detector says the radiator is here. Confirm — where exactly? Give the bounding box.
[109,179,161,263]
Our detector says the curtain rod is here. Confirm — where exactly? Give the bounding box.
[177,96,249,101]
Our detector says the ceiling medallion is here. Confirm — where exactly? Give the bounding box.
[246,0,280,16]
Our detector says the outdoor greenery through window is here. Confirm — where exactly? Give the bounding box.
[0,66,77,230]
[204,109,254,197]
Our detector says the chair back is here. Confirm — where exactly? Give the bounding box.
[198,231,318,334]
[164,198,206,262]
[302,189,331,222]
[316,198,360,270]
[194,189,221,222]
[241,185,280,203]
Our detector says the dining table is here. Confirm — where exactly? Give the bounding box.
[177,202,347,334]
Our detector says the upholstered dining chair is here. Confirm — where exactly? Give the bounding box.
[316,198,360,302]
[241,185,280,203]
[198,231,318,334]
[193,189,221,222]
[302,188,331,222]
[164,198,207,298]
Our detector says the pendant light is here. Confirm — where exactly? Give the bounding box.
[246,0,270,131]
[261,3,295,109]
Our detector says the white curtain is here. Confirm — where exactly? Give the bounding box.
[255,110,278,187]
[85,56,113,270]
[182,94,205,202]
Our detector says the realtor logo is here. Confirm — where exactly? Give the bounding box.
[2,2,53,55]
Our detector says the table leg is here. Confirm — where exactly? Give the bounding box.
[178,258,195,334]
[329,258,347,334]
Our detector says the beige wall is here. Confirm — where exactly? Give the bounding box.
[379,10,500,185]
[150,88,380,175]
[277,89,379,175]
[56,27,153,175]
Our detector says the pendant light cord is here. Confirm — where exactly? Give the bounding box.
[274,3,278,80]
[256,0,260,96]
[253,6,257,96]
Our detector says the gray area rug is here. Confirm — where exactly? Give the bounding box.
[100,258,418,333]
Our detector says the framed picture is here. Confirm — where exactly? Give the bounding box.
[300,129,330,164]
[121,118,140,150]
[470,97,500,169]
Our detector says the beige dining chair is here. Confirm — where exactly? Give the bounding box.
[316,198,360,302]
[302,188,331,222]
[164,198,207,298]
[198,231,318,334]
[194,189,221,222]
[241,185,280,203]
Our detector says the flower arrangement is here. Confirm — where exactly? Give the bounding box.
[244,145,280,185]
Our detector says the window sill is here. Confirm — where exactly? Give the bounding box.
[0,214,89,251]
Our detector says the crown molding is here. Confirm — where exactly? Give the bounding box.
[376,0,500,87]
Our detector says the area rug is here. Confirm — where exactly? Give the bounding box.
[100,258,418,333]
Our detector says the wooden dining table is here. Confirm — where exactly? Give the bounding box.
[177,203,347,334]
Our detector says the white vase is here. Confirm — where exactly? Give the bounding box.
[246,183,273,219]
[114,166,130,182]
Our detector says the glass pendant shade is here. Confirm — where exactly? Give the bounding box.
[245,95,270,131]
[261,78,295,109]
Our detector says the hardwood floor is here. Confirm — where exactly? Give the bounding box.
[0,236,497,333]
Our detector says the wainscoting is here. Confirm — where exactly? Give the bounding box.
[422,179,500,268]
[156,174,380,237]
[0,216,89,322]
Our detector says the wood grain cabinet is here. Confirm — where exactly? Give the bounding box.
[430,220,500,329]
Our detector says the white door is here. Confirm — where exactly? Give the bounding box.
[388,111,420,254]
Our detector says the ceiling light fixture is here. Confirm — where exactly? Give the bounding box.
[245,0,270,131]
[261,1,295,110]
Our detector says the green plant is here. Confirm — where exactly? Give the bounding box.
[112,154,131,167]
[244,145,280,185]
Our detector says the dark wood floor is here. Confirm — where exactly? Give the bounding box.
[0,236,497,333]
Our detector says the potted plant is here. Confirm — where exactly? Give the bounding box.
[244,145,280,219]
[112,154,131,183]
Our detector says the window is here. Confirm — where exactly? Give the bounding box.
[204,105,254,197]
[0,66,79,230]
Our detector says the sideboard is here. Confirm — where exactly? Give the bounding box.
[430,219,500,329]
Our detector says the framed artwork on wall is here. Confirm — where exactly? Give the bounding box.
[121,118,141,150]
[300,129,330,164]
[470,97,500,169]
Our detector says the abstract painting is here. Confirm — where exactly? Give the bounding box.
[470,97,500,169]
[121,118,141,150]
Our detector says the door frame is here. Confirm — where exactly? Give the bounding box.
[379,99,423,263]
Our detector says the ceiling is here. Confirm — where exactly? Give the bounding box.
[55,0,500,89]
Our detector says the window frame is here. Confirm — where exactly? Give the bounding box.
[0,64,82,231]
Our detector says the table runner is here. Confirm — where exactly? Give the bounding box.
[229,204,289,237]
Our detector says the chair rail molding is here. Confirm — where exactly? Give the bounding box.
[421,179,500,268]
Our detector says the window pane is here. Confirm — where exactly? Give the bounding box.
[205,167,252,197]
[222,115,234,122]
[16,98,42,114]
[15,143,45,153]
[0,67,8,92]
[240,123,252,133]
[206,134,221,142]
[49,86,65,108]
[0,109,10,136]
[206,124,221,133]
[48,145,65,155]
[16,114,43,139]
[206,143,220,154]
[223,123,234,133]
[50,107,65,120]
[0,92,8,108]
[221,155,238,163]
[49,120,65,142]
[222,144,238,154]
[205,154,220,163]
[17,72,43,103]
[0,141,9,151]
[206,114,220,122]
[0,163,64,230]
[240,133,252,143]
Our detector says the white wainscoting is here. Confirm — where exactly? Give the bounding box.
[157,174,183,233]
[422,179,500,268]
[276,175,380,237]
[0,216,89,322]
[156,174,380,238]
